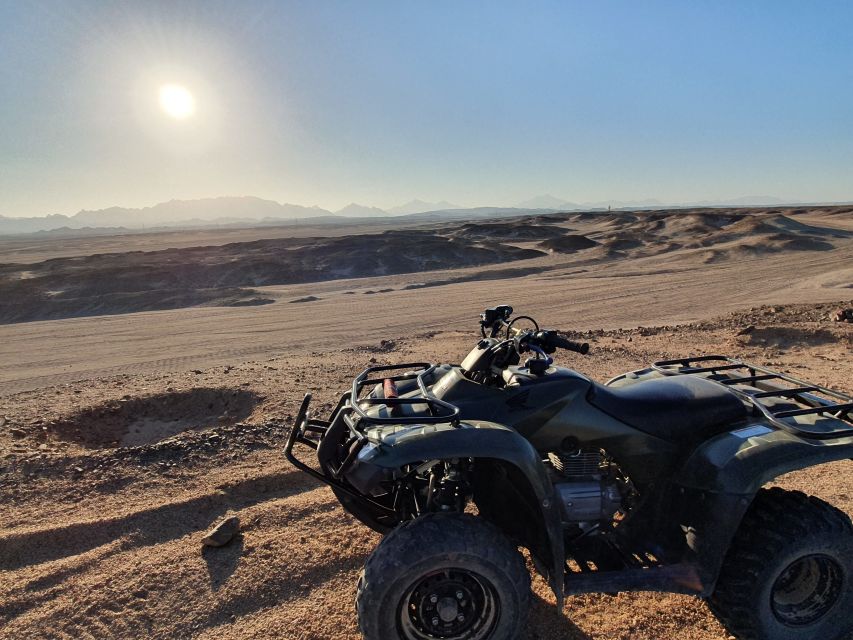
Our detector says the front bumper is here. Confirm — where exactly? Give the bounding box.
[284,362,459,513]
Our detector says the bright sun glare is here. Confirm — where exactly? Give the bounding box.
[159,84,195,119]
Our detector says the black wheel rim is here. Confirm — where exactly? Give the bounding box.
[770,554,844,626]
[397,568,500,640]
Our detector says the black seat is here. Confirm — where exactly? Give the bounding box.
[588,376,748,443]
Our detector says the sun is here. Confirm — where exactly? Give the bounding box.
[159,84,195,119]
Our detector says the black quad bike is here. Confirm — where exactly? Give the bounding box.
[285,305,853,640]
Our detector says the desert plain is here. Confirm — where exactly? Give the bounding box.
[0,205,851,639]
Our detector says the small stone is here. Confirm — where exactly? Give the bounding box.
[10,428,26,438]
[202,516,240,547]
[736,325,755,336]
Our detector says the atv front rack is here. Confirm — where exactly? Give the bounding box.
[349,362,460,425]
[284,363,460,514]
[652,355,853,440]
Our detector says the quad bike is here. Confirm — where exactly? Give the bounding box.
[285,305,853,640]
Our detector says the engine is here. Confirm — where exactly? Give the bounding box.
[548,449,627,526]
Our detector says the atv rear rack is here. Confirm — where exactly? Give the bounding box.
[652,355,853,440]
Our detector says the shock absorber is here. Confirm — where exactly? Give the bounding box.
[431,460,470,512]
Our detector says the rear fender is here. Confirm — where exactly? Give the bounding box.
[672,426,853,593]
[349,420,566,607]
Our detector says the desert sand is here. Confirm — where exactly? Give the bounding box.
[0,206,851,639]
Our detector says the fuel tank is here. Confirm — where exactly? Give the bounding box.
[402,363,678,483]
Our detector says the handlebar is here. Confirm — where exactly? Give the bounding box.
[536,331,590,355]
[477,306,590,360]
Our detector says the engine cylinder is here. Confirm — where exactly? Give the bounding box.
[548,449,602,478]
[549,448,625,524]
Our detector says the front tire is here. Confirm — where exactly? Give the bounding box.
[710,487,853,640]
[356,513,531,640]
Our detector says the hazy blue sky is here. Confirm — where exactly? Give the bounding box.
[1,1,852,216]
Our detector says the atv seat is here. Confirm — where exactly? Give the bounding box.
[588,376,749,443]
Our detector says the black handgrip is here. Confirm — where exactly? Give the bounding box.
[558,337,590,355]
[538,331,589,355]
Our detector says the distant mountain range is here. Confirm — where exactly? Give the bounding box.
[0,196,470,235]
[72,196,331,227]
[0,197,335,236]
[335,203,388,217]
[386,199,461,215]
[0,193,835,237]
[513,194,795,210]
[333,200,462,217]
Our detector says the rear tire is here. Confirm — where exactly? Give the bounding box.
[710,487,853,640]
[356,513,531,640]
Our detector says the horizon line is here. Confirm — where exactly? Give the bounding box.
[5,194,853,220]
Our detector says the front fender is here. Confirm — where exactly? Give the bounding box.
[350,420,566,607]
[672,425,853,593]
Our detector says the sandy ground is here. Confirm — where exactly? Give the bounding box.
[1,232,851,396]
[0,209,851,639]
[0,300,851,640]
